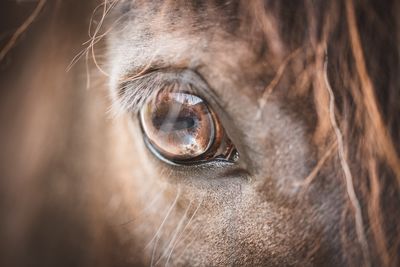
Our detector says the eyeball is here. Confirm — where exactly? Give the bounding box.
[140,85,238,165]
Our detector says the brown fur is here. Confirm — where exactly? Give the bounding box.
[0,0,399,266]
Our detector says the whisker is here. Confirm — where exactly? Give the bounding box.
[88,0,119,78]
[154,199,194,266]
[147,187,181,267]
[67,0,111,71]
[165,194,205,266]
[67,0,127,83]
[118,186,166,227]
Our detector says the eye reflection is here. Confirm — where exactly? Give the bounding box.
[140,85,238,164]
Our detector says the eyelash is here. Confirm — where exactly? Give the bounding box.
[116,69,216,115]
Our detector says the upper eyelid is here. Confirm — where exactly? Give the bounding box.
[115,68,220,114]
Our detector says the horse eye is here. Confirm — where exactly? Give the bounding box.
[140,86,238,165]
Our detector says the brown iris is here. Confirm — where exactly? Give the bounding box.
[140,86,238,164]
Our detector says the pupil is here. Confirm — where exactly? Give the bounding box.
[152,114,198,132]
[170,116,197,131]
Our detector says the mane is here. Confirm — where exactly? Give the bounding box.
[248,1,400,265]
[243,1,400,265]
